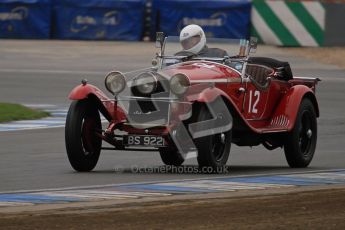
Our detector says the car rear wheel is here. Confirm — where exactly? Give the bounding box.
[65,99,102,172]
[193,101,232,172]
[284,98,317,168]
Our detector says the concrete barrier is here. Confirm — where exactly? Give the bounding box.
[251,0,325,47]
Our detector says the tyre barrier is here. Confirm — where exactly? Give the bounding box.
[52,0,146,41]
[0,0,344,46]
[0,0,146,41]
[0,0,51,39]
[0,0,252,41]
[149,0,252,40]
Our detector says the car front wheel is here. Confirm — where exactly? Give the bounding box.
[284,98,317,168]
[193,101,232,172]
[159,146,184,166]
[65,99,102,172]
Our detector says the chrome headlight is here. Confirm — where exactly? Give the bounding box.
[170,73,190,95]
[104,71,126,95]
[132,72,157,95]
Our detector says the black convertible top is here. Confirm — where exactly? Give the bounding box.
[248,57,293,80]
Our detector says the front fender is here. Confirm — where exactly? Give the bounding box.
[190,87,253,131]
[68,84,109,101]
[272,85,319,131]
[68,84,126,121]
[192,87,230,103]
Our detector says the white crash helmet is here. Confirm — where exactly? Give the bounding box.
[179,24,206,54]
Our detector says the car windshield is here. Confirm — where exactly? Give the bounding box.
[163,36,249,58]
[160,36,251,70]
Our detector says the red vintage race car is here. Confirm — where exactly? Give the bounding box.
[65,34,320,172]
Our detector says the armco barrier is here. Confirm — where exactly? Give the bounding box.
[151,0,252,39]
[52,0,146,41]
[251,0,325,47]
[0,0,51,39]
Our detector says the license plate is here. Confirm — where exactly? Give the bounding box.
[124,135,166,147]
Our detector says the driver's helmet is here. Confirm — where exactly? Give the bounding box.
[179,24,206,54]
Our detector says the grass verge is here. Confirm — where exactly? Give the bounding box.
[0,102,50,123]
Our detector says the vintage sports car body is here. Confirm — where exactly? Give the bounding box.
[65,34,320,172]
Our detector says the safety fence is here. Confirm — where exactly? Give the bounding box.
[0,0,344,46]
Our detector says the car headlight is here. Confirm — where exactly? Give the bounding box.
[104,71,126,95]
[170,73,190,95]
[132,72,157,95]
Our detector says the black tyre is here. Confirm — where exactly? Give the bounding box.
[65,99,102,172]
[159,146,184,166]
[193,101,232,171]
[284,98,317,168]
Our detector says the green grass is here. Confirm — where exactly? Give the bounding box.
[0,102,50,123]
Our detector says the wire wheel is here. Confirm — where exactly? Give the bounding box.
[284,98,317,168]
[65,99,102,172]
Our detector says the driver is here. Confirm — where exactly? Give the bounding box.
[176,24,228,58]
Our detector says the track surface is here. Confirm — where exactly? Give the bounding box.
[2,188,345,230]
[0,40,344,192]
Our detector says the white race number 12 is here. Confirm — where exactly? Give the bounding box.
[248,90,260,114]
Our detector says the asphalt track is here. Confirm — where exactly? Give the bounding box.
[0,40,344,192]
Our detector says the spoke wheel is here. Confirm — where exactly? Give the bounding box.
[159,146,184,166]
[65,100,102,172]
[284,98,317,168]
[193,100,232,172]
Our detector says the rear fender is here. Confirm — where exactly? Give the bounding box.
[68,84,126,121]
[272,85,319,131]
[191,86,320,134]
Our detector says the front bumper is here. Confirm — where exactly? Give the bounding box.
[100,97,192,149]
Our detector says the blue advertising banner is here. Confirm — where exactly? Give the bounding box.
[0,0,51,39]
[151,0,252,39]
[53,0,146,41]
